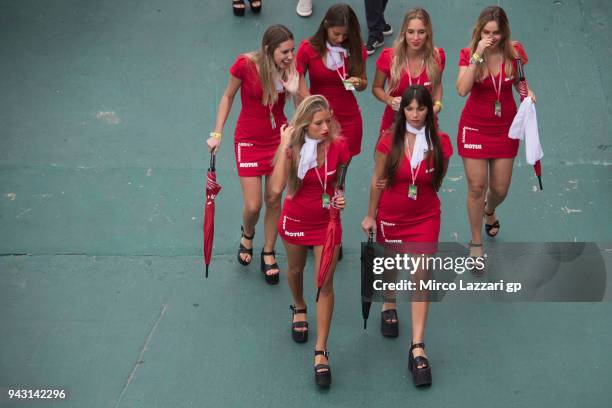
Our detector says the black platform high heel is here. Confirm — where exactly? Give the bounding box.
[314,350,331,387]
[260,249,279,285]
[290,305,308,343]
[232,0,246,16]
[408,342,432,387]
[248,0,262,13]
[484,201,500,237]
[237,226,254,265]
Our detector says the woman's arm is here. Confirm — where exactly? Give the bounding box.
[456,38,493,96]
[361,151,387,235]
[295,74,310,106]
[372,68,399,109]
[270,124,294,196]
[456,64,480,97]
[206,74,241,152]
[432,81,443,114]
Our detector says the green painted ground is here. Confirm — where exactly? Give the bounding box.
[1,1,611,407]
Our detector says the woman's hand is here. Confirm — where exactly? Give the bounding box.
[389,96,401,111]
[207,136,221,153]
[528,88,536,103]
[345,76,363,88]
[375,178,388,190]
[331,193,345,210]
[281,69,300,94]
[361,215,376,237]
[476,37,495,56]
[280,124,294,148]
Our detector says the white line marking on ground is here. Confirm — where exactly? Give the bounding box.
[113,303,168,408]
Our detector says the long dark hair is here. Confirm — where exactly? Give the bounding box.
[309,3,365,77]
[387,85,445,190]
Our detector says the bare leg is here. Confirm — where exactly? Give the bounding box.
[411,266,430,367]
[283,241,308,331]
[238,176,263,263]
[484,158,515,236]
[261,175,281,275]
[312,244,341,369]
[462,158,488,257]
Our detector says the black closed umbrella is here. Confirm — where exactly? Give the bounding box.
[360,231,375,329]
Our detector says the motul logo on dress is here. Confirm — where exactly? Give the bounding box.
[239,162,258,168]
[464,144,482,149]
[285,231,305,237]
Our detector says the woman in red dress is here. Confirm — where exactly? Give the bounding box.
[456,6,536,259]
[361,85,453,387]
[296,3,367,158]
[206,25,300,285]
[372,7,445,136]
[271,95,349,387]
[371,6,447,335]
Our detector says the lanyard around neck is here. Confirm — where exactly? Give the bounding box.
[314,146,328,192]
[490,60,504,100]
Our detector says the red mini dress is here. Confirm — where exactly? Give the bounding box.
[375,47,446,135]
[456,42,528,158]
[229,55,287,176]
[296,40,368,157]
[278,139,350,246]
[375,131,453,245]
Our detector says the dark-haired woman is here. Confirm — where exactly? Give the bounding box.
[296,3,368,159]
[361,85,453,387]
[206,25,299,285]
[456,6,535,259]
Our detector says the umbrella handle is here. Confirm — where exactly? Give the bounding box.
[209,152,216,172]
[336,164,348,191]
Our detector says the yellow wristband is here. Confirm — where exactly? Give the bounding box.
[471,53,483,64]
[434,101,443,110]
[210,131,222,140]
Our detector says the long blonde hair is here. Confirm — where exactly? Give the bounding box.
[246,25,294,106]
[279,95,341,195]
[469,6,518,80]
[389,8,441,92]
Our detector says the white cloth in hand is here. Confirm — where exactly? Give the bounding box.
[509,97,543,165]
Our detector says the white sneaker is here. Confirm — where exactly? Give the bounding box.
[296,0,312,17]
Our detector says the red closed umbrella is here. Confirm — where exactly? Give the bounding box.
[516,58,543,190]
[316,165,348,302]
[204,153,222,278]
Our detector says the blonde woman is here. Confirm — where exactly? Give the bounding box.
[206,25,299,285]
[455,6,535,259]
[372,7,445,136]
[271,95,349,387]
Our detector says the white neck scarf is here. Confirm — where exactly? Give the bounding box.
[325,42,348,71]
[298,136,321,179]
[405,123,430,169]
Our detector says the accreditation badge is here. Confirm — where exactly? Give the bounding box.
[408,184,418,200]
[322,193,331,208]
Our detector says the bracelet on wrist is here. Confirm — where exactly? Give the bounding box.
[210,131,222,140]
[469,52,484,65]
[434,101,443,111]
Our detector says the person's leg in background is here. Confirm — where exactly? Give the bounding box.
[365,0,392,55]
